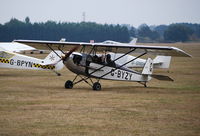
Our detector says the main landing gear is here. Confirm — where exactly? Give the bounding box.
[65,80,73,89]
[64,75,102,91]
[93,82,101,91]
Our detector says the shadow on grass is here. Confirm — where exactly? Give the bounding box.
[102,85,167,93]
[74,85,199,94]
[70,85,171,94]
[0,72,52,77]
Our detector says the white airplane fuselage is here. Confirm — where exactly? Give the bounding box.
[63,53,152,82]
[0,50,63,71]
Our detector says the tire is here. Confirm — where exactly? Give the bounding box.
[65,80,73,89]
[93,82,101,91]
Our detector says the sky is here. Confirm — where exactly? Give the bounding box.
[0,0,200,27]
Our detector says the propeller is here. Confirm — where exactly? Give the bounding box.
[62,45,80,61]
[45,45,81,66]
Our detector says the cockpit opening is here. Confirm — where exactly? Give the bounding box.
[73,54,82,65]
[90,54,116,67]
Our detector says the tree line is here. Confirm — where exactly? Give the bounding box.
[0,17,200,43]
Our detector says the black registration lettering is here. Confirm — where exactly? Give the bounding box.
[125,72,129,80]
[121,71,125,78]
[117,70,121,78]
[10,59,14,65]
[20,60,25,66]
[110,69,115,76]
[129,73,132,80]
[17,60,21,66]
[28,62,33,67]
[10,59,33,68]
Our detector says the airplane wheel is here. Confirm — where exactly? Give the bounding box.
[65,80,73,89]
[93,82,101,91]
[57,73,61,76]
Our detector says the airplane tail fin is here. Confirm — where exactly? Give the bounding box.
[142,58,153,75]
[42,50,64,70]
[153,56,171,69]
[141,57,173,82]
[129,38,138,45]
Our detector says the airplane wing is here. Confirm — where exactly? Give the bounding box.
[14,39,191,57]
[0,42,36,52]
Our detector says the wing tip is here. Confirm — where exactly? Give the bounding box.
[171,47,192,57]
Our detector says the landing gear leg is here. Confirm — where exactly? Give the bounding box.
[67,74,102,91]
[53,70,61,76]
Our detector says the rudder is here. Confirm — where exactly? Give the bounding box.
[42,50,64,70]
[142,58,153,75]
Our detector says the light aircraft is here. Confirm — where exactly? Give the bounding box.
[101,40,171,69]
[109,53,171,69]
[14,39,191,91]
[102,38,137,45]
[0,42,64,76]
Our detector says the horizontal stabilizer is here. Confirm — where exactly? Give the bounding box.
[152,75,174,81]
[153,56,171,69]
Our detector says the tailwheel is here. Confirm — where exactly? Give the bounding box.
[138,81,147,87]
[65,80,73,89]
[93,82,101,91]
[144,82,147,87]
[56,73,61,76]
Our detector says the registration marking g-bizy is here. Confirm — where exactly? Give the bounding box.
[110,69,132,80]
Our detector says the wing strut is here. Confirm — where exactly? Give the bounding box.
[99,51,147,79]
[47,44,62,59]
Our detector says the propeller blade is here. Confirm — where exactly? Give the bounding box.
[62,45,80,60]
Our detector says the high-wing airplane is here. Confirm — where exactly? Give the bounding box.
[101,40,171,69]
[102,38,137,45]
[0,42,64,76]
[14,39,191,90]
[109,53,171,69]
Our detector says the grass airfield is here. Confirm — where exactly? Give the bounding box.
[0,43,200,136]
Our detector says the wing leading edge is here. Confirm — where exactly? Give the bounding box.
[14,40,191,57]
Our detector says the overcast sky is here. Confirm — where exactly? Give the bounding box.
[0,0,199,27]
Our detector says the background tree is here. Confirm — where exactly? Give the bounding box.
[164,24,194,42]
[1,17,200,43]
[154,25,168,41]
[0,18,130,42]
[137,24,160,42]
[25,17,30,24]
[129,26,136,38]
[138,24,152,38]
